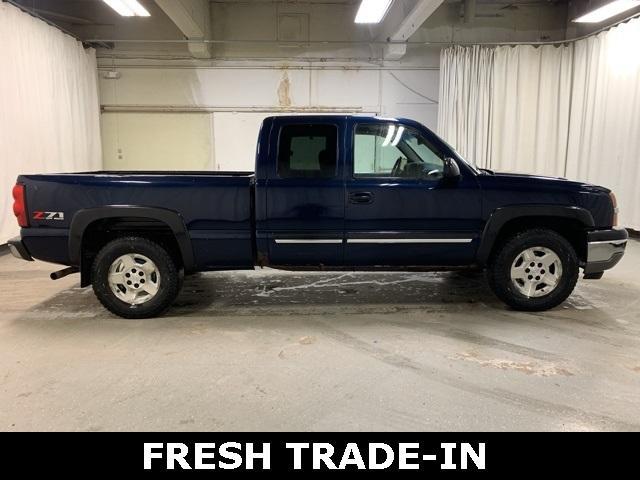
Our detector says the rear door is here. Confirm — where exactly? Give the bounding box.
[344,118,482,266]
[264,117,345,266]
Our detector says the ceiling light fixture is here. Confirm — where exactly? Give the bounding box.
[573,0,640,23]
[103,0,150,17]
[354,0,393,24]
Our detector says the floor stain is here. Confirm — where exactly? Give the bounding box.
[453,352,574,377]
[277,71,292,107]
[298,336,315,345]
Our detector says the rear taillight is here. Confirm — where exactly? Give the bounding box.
[609,191,618,226]
[12,183,28,227]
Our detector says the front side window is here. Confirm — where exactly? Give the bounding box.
[354,123,444,179]
[277,124,337,178]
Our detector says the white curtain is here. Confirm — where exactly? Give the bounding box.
[490,44,573,176]
[565,20,640,231]
[438,17,640,230]
[438,45,494,169]
[0,2,101,242]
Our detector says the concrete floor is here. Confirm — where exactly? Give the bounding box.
[1,241,639,432]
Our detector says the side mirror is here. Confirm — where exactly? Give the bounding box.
[442,157,461,180]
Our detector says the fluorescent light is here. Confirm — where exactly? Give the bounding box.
[382,125,396,146]
[391,126,404,146]
[123,0,150,17]
[103,0,134,16]
[573,0,640,23]
[103,0,150,17]
[355,0,393,24]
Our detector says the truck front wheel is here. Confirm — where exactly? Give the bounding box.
[487,228,579,311]
[91,237,180,319]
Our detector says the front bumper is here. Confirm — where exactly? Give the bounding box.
[584,227,628,274]
[7,237,33,262]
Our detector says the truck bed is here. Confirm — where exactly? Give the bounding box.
[18,172,256,269]
[66,171,254,176]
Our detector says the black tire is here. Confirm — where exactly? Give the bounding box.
[487,228,579,311]
[91,236,180,319]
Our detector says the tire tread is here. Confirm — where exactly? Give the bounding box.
[91,236,179,319]
[487,228,579,311]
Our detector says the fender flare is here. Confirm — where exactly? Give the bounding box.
[476,205,594,265]
[69,206,195,271]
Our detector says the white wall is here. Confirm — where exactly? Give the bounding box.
[101,112,214,170]
[96,0,570,172]
[98,52,441,171]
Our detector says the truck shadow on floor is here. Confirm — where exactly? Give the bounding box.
[170,270,501,316]
[163,270,636,323]
[19,270,496,319]
[22,269,621,320]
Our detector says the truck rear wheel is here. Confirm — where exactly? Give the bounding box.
[487,228,579,311]
[91,237,180,319]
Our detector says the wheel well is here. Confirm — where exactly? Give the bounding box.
[488,216,587,263]
[80,217,183,286]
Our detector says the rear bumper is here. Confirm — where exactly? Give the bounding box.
[7,237,34,262]
[584,227,628,274]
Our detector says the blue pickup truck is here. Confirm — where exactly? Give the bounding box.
[9,115,627,318]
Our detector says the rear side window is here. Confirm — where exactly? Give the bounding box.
[277,124,338,178]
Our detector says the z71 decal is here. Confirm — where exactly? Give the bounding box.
[33,211,65,221]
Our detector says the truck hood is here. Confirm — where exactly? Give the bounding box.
[485,171,610,194]
[476,170,615,228]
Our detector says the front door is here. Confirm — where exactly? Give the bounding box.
[264,118,345,266]
[345,120,482,266]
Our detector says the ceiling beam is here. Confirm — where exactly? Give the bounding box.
[154,0,211,58]
[381,0,446,59]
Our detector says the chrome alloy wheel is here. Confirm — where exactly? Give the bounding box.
[108,253,160,305]
[510,246,563,298]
